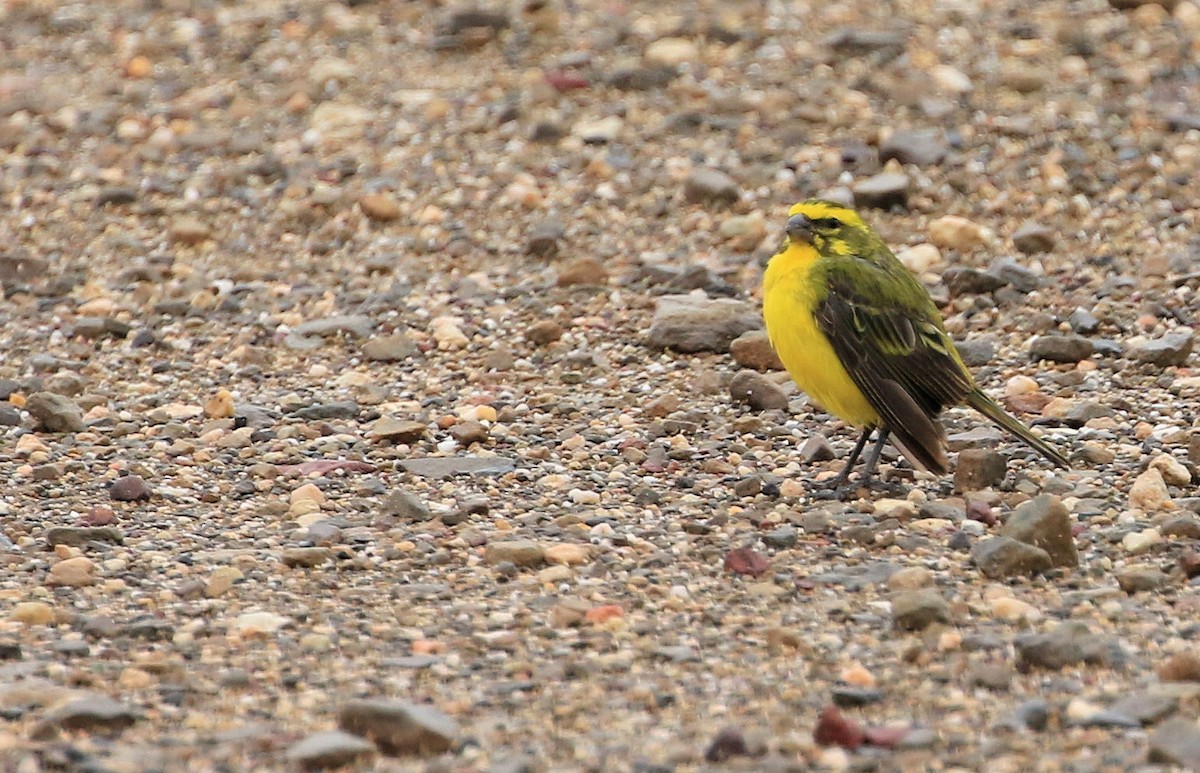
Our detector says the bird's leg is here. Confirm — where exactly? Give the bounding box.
[829,427,873,488]
[858,428,891,486]
[809,428,874,500]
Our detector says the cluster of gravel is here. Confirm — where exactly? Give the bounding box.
[1,0,1199,770]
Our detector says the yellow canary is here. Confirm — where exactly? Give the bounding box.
[763,199,1070,490]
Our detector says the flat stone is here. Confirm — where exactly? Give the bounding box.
[286,730,377,770]
[1147,717,1200,768]
[398,456,516,478]
[483,540,545,567]
[1014,622,1125,671]
[1130,329,1193,367]
[361,334,417,362]
[1110,689,1179,725]
[337,699,459,756]
[879,128,948,166]
[45,526,124,547]
[527,218,565,257]
[851,171,910,209]
[646,295,762,353]
[1116,565,1169,593]
[381,489,432,521]
[1029,335,1093,363]
[972,536,1053,578]
[370,418,428,443]
[34,695,140,738]
[283,548,333,568]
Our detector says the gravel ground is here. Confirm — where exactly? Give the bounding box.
[1,0,1200,770]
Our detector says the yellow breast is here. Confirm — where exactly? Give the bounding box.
[763,243,880,428]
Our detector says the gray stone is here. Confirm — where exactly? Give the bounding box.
[955,337,996,367]
[1000,494,1078,568]
[800,434,836,463]
[646,295,762,353]
[293,401,359,420]
[728,370,788,411]
[527,218,565,257]
[762,526,798,549]
[972,536,1053,578]
[1068,307,1101,334]
[286,730,377,770]
[45,527,124,547]
[361,334,417,362]
[337,699,459,756]
[382,489,431,521]
[34,695,141,737]
[1116,565,1169,593]
[1014,622,1125,671]
[286,315,374,349]
[283,548,333,568]
[398,456,516,478]
[944,267,1007,296]
[890,589,950,631]
[1130,329,1194,367]
[24,391,85,432]
[1011,221,1056,254]
[1147,717,1200,768]
[1029,335,1094,363]
[953,448,1007,492]
[682,167,740,207]
[851,171,911,209]
[879,128,948,166]
[483,540,545,567]
[1110,689,1179,725]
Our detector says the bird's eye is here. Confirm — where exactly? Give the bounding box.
[813,217,841,229]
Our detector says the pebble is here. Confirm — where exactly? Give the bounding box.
[231,611,292,637]
[556,257,608,286]
[890,589,950,631]
[362,334,417,362]
[359,193,403,221]
[544,543,589,565]
[525,319,562,345]
[929,216,991,252]
[1000,494,1078,568]
[398,456,516,478]
[728,370,788,411]
[1014,622,1124,671]
[879,129,948,166]
[682,167,741,207]
[896,244,943,274]
[644,37,699,66]
[370,418,428,443]
[851,171,910,210]
[1116,565,1169,593]
[953,448,1007,492]
[1158,651,1200,682]
[1011,221,1057,254]
[972,536,1053,578]
[1150,453,1191,485]
[1129,468,1173,511]
[484,540,546,567]
[730,330,783,371]
[11,601,55,625]
[1147,717,1200,768]
[110,475,152,502]
[33,695,141,738]
[1029,335,1094,363]
[24,391,85,432]
[526,217,565,257]
[1122,527,1163,554]
[1130,328,1194,366]
[338,699,459,755]
[286,730,377,770]
[47,556,96,587]
[989,596,1043,623]
[646,295,762,353]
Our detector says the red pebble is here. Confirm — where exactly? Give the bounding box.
[724,547,769,577]
[813,706,865,749]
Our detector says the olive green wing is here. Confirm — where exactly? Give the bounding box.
[814,257,974,473]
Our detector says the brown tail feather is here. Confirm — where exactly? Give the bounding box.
[965,389,1071,468]
[876,379,948,473]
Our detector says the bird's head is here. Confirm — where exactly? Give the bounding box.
[783,200,869,253]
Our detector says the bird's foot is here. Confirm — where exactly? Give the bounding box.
[809,475,909,501]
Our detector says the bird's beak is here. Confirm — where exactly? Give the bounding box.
[785,214,814,244]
